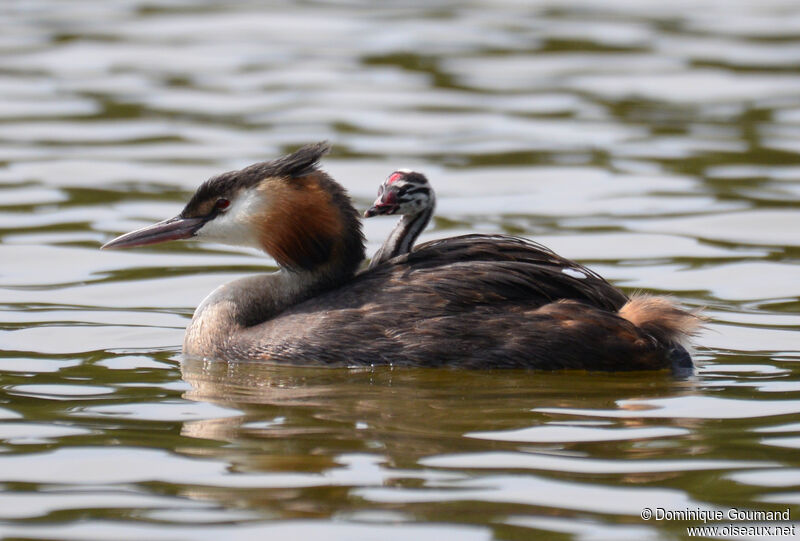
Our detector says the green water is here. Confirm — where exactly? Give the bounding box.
[1,1,800,539]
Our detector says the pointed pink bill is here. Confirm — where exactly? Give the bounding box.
[101,216,205,250]
[364,189,399,218]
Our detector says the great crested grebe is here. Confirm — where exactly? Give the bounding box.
[102,143,699,371]
[364,169,435,268]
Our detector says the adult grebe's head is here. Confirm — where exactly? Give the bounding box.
[102,142,364,275]
[364,170,435,218]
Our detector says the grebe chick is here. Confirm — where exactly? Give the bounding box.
[364,170,435,268]
[102,143,699,371]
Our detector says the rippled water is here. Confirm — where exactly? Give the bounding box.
[2,0,800,539]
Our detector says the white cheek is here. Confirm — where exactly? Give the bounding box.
[195,191,263,250]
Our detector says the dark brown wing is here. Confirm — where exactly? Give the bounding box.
[237,299,673,370]
[374,234,629,312]
[233,234,651,368]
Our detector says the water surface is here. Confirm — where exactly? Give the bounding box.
[1,0,800,539]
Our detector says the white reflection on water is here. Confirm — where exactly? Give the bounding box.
[536,396,800,419]
[467,424,688,442]
[355,474,707,515]
[420,451,771,473]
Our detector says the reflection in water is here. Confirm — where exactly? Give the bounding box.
[177,358,770,527]
[180,356,700,463]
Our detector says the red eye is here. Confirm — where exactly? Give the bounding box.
[215,199,230,210]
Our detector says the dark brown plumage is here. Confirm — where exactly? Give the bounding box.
[229,235,695,370]
[102,143,700,372]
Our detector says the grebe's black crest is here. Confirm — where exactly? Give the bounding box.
[181,142,331,219]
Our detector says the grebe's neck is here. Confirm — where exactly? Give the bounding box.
[369,206,433,269]
[184,169,366,359]
[184,258,358,359]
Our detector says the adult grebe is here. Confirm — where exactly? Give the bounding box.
[364,169,435,268]
[102,143,699,370]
